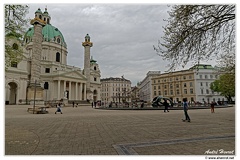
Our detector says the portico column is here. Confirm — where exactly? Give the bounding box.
[57,80,60,100]
[84,83,86,100]
[69,81,71,100]
[75,82,78,100]
[79,83,82,100]
[63,80,66,97]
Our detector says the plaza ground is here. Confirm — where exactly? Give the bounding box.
[5,105,235,155]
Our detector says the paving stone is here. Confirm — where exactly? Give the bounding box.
[5,105,235,155]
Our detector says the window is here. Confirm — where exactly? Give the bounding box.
[200,75,202,79]
[210,75,213,79]
[170,90,173,95]
[158,86,160,89]
[176,77,178,81]
[176,84,179,88]
[190,88,194,94]
[45,68,50,73]
[206,89,209,94]
[201,89,204,94]
[158,91,161,95]
[56,52,60,62]
[10,62,17,68]
[184,89,187,94]
[205,75,208,79]
[190,82,193,87]
[170,84,173,89]
[154,86,156,90]
[154,91,156,96]
[176,89,180,95]
[12,43,18,50]
[183,76,186,80]
[153,80,156,83]
[44,82,49,89]
[200,82,203,86]
[184,83,187,87]
[39,15,42,19]
[206,82,208,86]
[94,66,97,70]
[57,38,61,43]
[164,90,167,95]
[189,75,192,79]
[44,17,46,21]
[94,77,97,81]
[164,85,167,89]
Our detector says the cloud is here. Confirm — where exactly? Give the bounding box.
[27,4,172,85]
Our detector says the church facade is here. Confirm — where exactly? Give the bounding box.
[5,8,101,105]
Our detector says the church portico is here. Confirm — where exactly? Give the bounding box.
[53,79,87,101]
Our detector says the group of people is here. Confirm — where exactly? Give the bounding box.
[161,98,218,123]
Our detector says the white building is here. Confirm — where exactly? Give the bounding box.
[191,64,226,104]
[5,8,101,105]
[137,71,161,103]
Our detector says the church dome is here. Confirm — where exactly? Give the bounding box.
[24,24,67,47]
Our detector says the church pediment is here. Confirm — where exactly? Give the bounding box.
[59,70,87,80]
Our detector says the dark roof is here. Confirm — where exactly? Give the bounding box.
[100,77,131,82]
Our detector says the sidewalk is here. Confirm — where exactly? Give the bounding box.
[5,105,235,155]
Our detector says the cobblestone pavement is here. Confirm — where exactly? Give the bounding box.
[5,105,235,155]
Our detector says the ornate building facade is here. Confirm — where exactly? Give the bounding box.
[5,8,101,105]
[101,77,132,103]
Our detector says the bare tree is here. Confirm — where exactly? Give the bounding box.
[154,5,235,71]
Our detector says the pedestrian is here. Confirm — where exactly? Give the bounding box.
[182,98,190,122]
[55,103,62,114]
[72,101,75,108]
[94,101,97,108]
[92,102,94,108]
[161,99,169,112]
[76,103,78,108]
[210,101,216,113]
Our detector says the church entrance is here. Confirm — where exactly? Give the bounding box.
[7,82,18,105]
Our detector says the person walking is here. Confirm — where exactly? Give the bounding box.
[72,101,75,108]
[161,99,169,112]
[210,101,216,113]
[55,103,63,114]
[182,98,190,122]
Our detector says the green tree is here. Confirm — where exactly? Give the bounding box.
[210,73,235,102]
[5,5,29,70]
[154,5,235,71]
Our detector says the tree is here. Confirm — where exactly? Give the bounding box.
[210,73,235,103]
[5,5,29,70]
[154,5,235,71]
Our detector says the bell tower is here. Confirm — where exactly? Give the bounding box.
[82,34,93,93]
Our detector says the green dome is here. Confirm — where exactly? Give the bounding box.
[24,24,67,47]
[35,8,42,14]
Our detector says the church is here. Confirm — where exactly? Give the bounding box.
[5,8,101,105]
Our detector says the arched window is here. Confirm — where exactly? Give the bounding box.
[56,52,60,62]
[44,17,46,21]
[57,38,60,43]
[39,15,42,19]
[94,66,97,70]
[47,18,49,24]
[12,43,18,50]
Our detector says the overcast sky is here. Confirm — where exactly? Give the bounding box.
[26,3,215,86]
